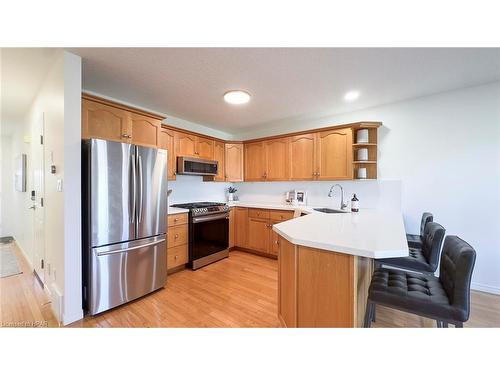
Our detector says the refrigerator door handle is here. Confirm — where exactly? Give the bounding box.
[95,238,165,257]
[130,152,137,223]
[138,154,144,223]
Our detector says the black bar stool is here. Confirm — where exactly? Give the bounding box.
[364,236,476,328]
[377,222,445,275]
[407,212,433,248]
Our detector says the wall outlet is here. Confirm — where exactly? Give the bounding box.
[57,179,63,192]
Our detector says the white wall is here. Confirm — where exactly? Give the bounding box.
[234,180,401,212]
[0,119,34,263]
[2,50,83,324]
[168,174,231,204]
[238,82,500,294]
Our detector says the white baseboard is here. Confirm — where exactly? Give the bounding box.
[471,282,500,295]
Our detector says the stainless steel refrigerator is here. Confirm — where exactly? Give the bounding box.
[82,139,168,315]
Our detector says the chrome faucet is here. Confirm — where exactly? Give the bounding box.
[328,184,348,210]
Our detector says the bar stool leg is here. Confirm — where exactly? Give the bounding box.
[436,320,443,328]
[364,302,375,328]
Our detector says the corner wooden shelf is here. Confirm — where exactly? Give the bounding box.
[352,124,380,180]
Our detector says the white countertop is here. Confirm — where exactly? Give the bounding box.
[168,206,190,215]
[229,201,408,259]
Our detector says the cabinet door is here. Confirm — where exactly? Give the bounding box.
[158,128,176,180]
[225,143,244,182]
[82,99,131,142]
[196,136,214,159]
[278,237,297,327]
[244,142,265,181]
[270,219,282,256]
[265,137,290,181]
[175,132,197,158]
[130,112,160,148]
[212,141,225,181]
[290,133,316,180]
[248,217,271,253]
[234,207,248,248]
[316,128,353,180]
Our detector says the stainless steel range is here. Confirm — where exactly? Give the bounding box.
[171,202,230,269]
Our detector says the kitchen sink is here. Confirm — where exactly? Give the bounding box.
[313,208,348,214]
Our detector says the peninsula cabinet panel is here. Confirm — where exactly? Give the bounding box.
[265,137,290,181]
[225,143,244,182]
[234,207,248,248]
[212,141,225,181]
[82,99,132,142]
[158,128,176,180]
[197,136,214,159]
[316,128,353,180]
[297,246,355,327]
[289,133,316,180]
[248,217,271,253]
[278,238,297,328]
[244,142,265,181]
[130,112,160,148]
[175,132,197,158]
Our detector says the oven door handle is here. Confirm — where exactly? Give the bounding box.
[192,213,229,223]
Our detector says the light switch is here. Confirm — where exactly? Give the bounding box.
[57,179,63,192]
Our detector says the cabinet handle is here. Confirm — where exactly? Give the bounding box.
[173,218,178,222]
[174,234,179,239]
[122,134,131,139]
[174,255,179,260]
[275,240,279,245]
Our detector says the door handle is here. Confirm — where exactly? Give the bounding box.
[96,238,165,256]
[138,155,143,223]
[131,153,136,223]
[28,205,36,210]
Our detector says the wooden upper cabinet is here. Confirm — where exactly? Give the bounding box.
[82,99,131,142]
[196,136,214,159]
[265,137,290,181]
[213,141,225,181]
[225,143,244,182]
[158,128,176,180]
[290,133,316,180]
[244,141,265,181]
[316,128,353,180]
[130,112,160,148]
[175,132,197,158]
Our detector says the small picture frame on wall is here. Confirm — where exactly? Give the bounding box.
[14,154,27,192]
[296,190,307,205]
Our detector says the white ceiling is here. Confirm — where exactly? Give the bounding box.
[70,48,500,135]
[1,48,59,135]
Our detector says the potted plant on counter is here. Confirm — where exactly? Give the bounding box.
[228,186,237,202]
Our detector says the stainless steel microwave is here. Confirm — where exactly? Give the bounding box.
[177,156,218,176]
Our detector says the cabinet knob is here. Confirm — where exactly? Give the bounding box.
[174,234,179,239]
[174,218,178,222]
[174,255,179,260]
[275,240,279,245]
[122,134,131,139]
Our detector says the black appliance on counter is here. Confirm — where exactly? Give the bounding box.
[170,202,230,269]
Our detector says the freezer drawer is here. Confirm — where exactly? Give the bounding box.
[89,235,167,315]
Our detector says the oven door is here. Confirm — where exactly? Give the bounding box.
[191,212,229,268]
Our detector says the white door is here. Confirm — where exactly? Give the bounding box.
[32,113,45,283]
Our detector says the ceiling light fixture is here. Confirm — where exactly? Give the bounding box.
[344,90,360,101]
[224,90,251,105]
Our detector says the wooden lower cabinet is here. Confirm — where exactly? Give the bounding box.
[277,236,374,328]
[248,217,271,253]
[167,213,189,271]
[232,207,293,257]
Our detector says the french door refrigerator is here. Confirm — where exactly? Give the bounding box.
[82,139,168,315]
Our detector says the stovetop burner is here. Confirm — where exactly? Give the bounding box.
[171,201,226,209]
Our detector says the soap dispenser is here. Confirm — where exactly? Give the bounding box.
[351,194,359,212]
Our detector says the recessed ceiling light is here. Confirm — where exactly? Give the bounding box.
[224,90,251,105]
[344,90,360,101]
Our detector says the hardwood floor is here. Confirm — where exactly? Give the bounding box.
[0,242,59,327]
[2,245,499,328]
[73,250,281,328]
